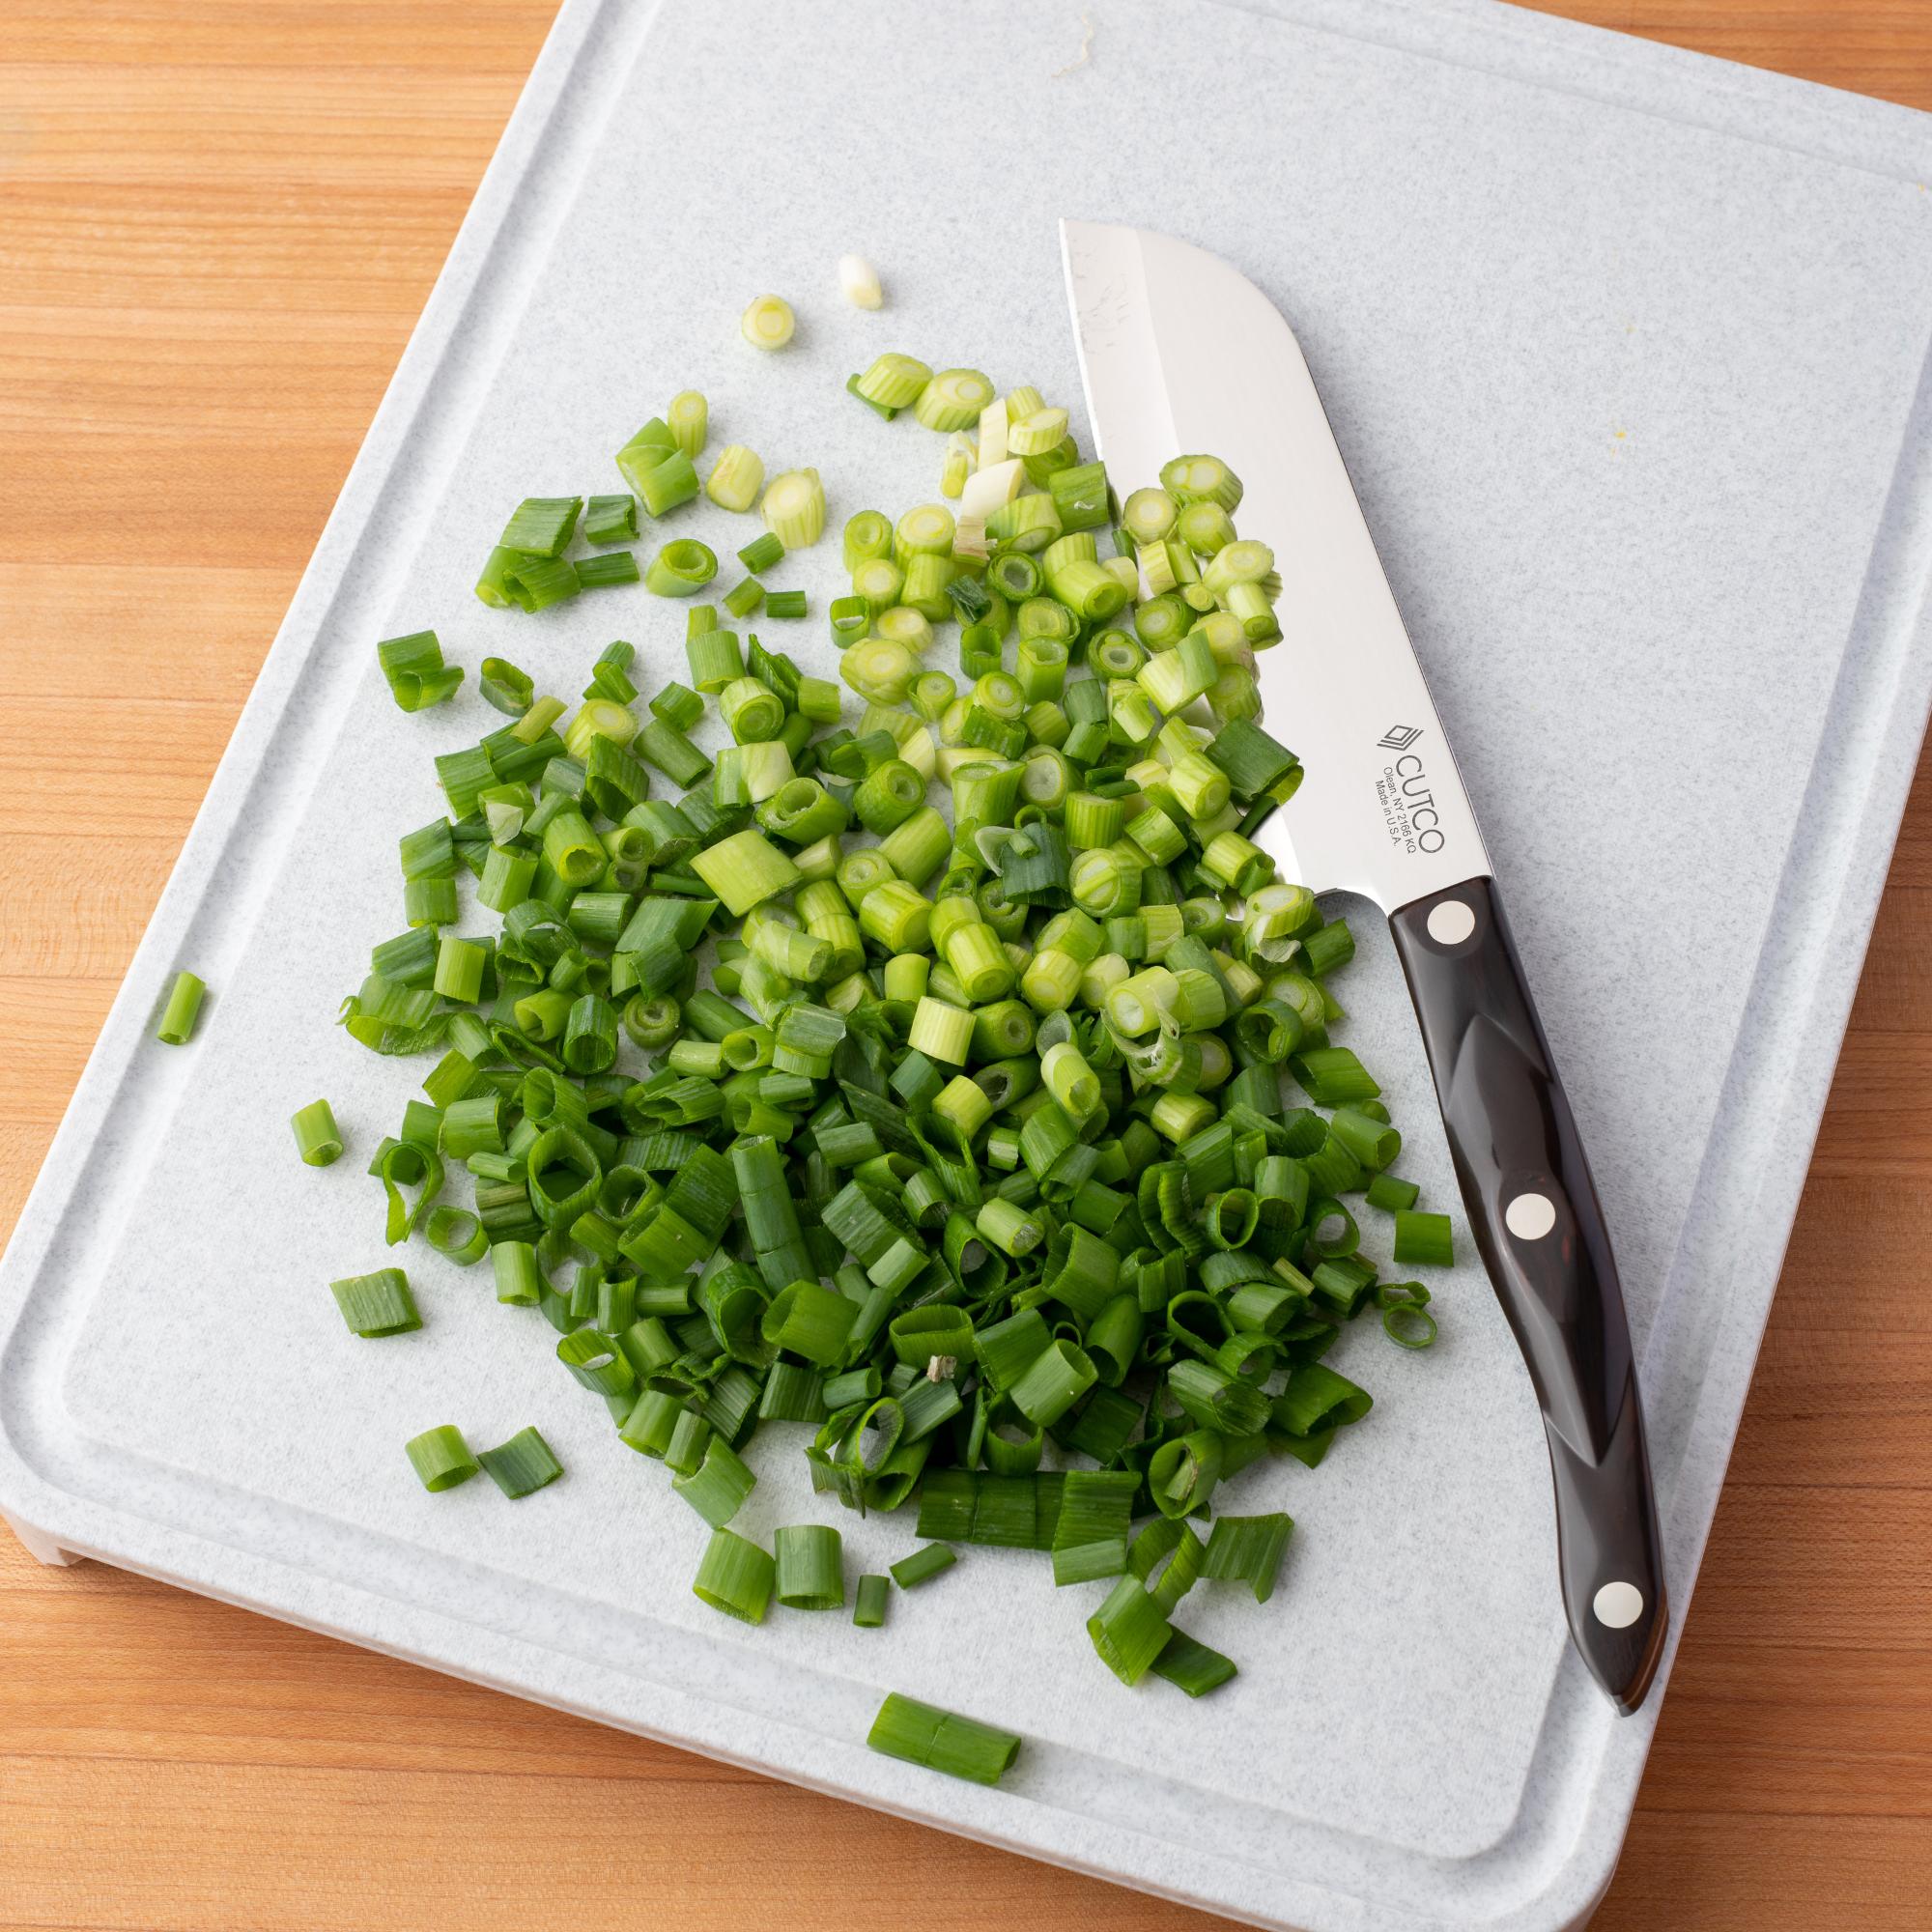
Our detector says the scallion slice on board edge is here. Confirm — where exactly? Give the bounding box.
[325,369,1460,1769]
[867,1691,1020,1787]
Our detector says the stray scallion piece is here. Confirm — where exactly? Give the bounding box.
[583,494,638,545]
[854,1573,891,1627]
[889,1542,956,1590]
[667,389,708,460]
[737,530,784,574]
[1366,1171,1420,1213]
[1151,1629,1238,1698]
[405,1425,477,1492]
[331,1268,419,1337]
[673,1435,756,1526]
[1199,1512,1293,1603]
[476,1426,563,1497]
[867,1692,1020,1787]
[576,552,639,590]
[1393,1209,1455,1268]
[693,1526,777,1624]
[761,468,826,549]
[156,970,205,1045]
[377,630,463,711]
[838,253,883,309]
[774,1523,845,1609]
[498,497,582,557]
[479,656,534,717]
[644,539,718,597]
[847,374,898,422]
[765,589,807,619]
[706,444,764,513]
[1380,1283,1439,1350]
[854,353,930,410]
[292,1098,344,1167]
[741,295,796,350]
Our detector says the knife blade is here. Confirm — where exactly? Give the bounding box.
[1062,218,1667,1715]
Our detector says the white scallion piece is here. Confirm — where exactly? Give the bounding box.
[838,253,883,309]
[959,456,1025,521]
[741,295,796,350]
[978,395,1009,469]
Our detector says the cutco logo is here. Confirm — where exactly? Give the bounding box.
[1375,728,1446,856]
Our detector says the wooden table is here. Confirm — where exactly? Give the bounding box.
[2,3,1928,1925]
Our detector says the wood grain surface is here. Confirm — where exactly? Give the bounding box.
[2,3,1929,1927]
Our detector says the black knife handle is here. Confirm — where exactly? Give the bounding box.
[1388,875,1666,1714]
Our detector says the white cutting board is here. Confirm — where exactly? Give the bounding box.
[6,3,1932,1927]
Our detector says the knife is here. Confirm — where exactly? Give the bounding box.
[1061,219,1667,1715]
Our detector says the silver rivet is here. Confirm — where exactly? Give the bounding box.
[1593,1580,1644,1629]
[1505,1191,1556,1239]
[1426,899,1476,946]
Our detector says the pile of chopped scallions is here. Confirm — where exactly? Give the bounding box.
[326,354,1454,1789]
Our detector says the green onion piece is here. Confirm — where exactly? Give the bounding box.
[330,1268,420,1337]
[1147,1428,1223,1520]
[475,1426,563,1498]
[379,1140,443,1245]
[1127,1515,1206,1615]
[1086,1577,1170,1686]
[377,629,463,711]
[1272,1362,1373,1437]
[1393,1208,1456,1268]
[666,388,708,460]
[774,1523,845,1609]
[855,353,932,410]
[1365,1171,1421,1213]
[890,1542,957,1590]
[765,589,807,619]
[1051,1470,1138,1587]
[1383,1300,1439,1349]
[645,538,719,597]
[1288,1044,1381,1105]
[491,1239,544,1307]
[575,551,639,590]
[156,970,206,1045]
[498,497,582,557]
[672,1435,757,1526]
[1151,1629,1238,1697]
[741,295,795,350]
[474,545,526,609]
[761,1280,859,1366]
[854,1574,891,1628]
[620,438,700,519]
[867,1692,1020,1787]
[583,494,638,545]
[762,468,826,549]
[405,1425,477,1492]
[691,827,801,916]
[292,1098,344,1167]
[1199,1512,1293,1603]
[687,627,746,694]
[692,1526,777,1624]
[425,1206,488,1264]
[914,367,995,433]
[736,530,783,573]
[706,443,765,512]
[1009,1338,1095,1428]
[404,870,455,927]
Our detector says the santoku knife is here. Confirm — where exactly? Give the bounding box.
[1061,218,1666,1714]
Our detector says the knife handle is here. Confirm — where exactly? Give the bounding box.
[1387,876,1666,1714]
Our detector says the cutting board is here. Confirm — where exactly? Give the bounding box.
[5,3,1932,1927]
